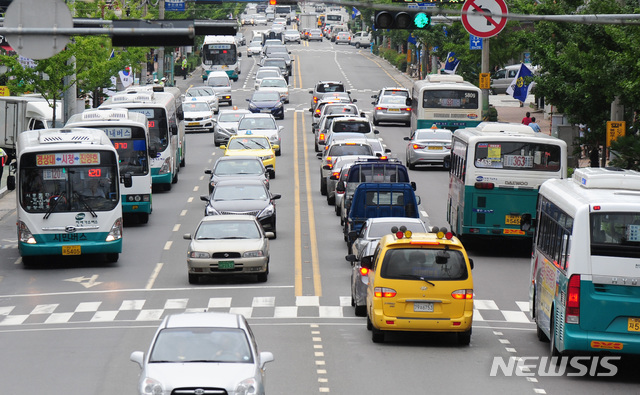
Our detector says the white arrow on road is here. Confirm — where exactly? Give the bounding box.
[64,274,102,288]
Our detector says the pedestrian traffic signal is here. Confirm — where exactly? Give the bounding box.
[375,11,431,30]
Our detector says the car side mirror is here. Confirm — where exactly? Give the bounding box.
[120,173,133,188]
[170,124,178,135]
[371,102,376,105]
[352,98,357,102]
[385,148,391,153]
[238,53,242,57]
[404,136,411,141]
[271,193,282,200]
[345,254,357,263]
[361,255,372,269]
[183,233,192,240]
[246,98,250,101]
[204,169,212,175]
[316,152,323,159]
[130,351,144,368]
[200,195,210,202]
[336,181,345,192]
[469,258,474,270]
[406,98,412,106]
[322,164,332,170]
[374,130,379,134]
[265,232,275,239]
[308,108,313,112]
[411,181,417,191]
[309,90,313,94]
[371,95,377,99]
[220,145,226,150]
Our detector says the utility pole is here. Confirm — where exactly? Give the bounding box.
[157,0,165,82]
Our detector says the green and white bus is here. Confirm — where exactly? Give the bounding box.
[410,74,482,132]
[530,167,640,356]
[447,122,567,241]
[65,108,153,224]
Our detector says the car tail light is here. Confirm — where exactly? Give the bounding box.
[325,156,333,168]
[474,182,494,190]
[375,107,386,111]
[360,267,369,276]
[566,274,580,324]
[332,171,340,178]
[451,289,473,300]
[374,287,396,298]
[313,96,318,103]
[412,144,426,150]
[319,133,325,142]
[403,107,412,111]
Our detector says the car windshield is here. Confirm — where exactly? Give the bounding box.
[228,137,270,150]
[252,91,280,101]
[215,159,263,175]
[212,184,268,200]
[325,106,358,115]
[186,88,214,97]
[149,328,253,363]
[195,220,262,240]
[368,222,426,238]
[415,130,452,141]
[328,144,373,156]
[184,102,211,112]
[264,60,285,68]
[238,117,277,130]
[333,121,371,133]
[380,248,468,281]
[218,112,247,122]
[261,79,287,88]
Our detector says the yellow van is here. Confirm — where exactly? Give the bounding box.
[361,226,474,344]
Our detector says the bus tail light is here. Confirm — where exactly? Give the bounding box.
[106,217,123,242]
[451,289,474,300]
[566,274,580,324]
[474,182,494,190]
[374,287,396,298]
[17,221,36,244]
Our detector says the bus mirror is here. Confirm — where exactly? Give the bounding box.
[520,213,533,231]
[170,124,178,135]
[121,173,133,188]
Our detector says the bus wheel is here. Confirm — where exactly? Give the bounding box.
[106,253,119,263]
[163,183,172,191]
[21,255,35,267]
[172,172,178,184]
[139,213,149,225]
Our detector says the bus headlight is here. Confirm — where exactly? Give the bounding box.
[106,218,123,242]
[17,221,36,244]
[159,157,171,174]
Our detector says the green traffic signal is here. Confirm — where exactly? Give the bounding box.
[374,11,431,30]
[414,12,430,29]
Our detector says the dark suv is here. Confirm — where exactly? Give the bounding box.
[309,81,348,110]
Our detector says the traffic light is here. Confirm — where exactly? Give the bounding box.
[375,11,431,30]
[269,0,276,4]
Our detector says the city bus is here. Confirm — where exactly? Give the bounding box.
[447,122,567,241]
[65,108,153,224]
[530,167,640,357]
[201,35,242,82]
[410,74,482,132]
[100,88,184,191]
[14,128,125,265]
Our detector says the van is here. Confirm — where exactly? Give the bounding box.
[206,71,232,106]
[329,24,348,41]
[351,31,371,48]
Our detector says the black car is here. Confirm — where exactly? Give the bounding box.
[201,179,281,237]
[204,156,272,195]
[247,90,285,120]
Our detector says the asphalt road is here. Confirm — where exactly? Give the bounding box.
[0,25,638,395]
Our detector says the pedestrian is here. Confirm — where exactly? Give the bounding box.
[160,77,166,87]
[529,117,541,133]
[0,146,7,185]
[521,112,532,126]
[181,57,188,80]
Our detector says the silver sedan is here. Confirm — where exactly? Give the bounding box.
[404,128,453,170]
[371,94,412,126]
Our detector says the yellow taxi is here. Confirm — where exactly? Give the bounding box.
[220,135,278,178]
[361,226,474,344]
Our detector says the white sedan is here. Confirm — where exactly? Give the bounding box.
[257,77,290,103]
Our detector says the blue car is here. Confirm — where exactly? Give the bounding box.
[247,90,285,120]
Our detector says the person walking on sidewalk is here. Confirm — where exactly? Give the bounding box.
[0,147,7,185]
[521,112,532,126]
[529,117,542,133]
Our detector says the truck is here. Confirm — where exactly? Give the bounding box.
[298,13,317,32]
[274,5,294,24]
[345,182,421,252]
[1,96,62,162]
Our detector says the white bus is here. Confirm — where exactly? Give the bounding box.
[410,74,482,132]
[14,128,124,265]
[530,167,640,357]
[447,122,567,241]
[65,109,153,224]
[201,35,242,82]
[101,88,185,191]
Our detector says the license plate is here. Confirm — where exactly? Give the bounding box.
[388,108,400,112]
[218,261,235,270]
[62,245,81,255]
[427,146,443,150]
[188,122,200,126]
[629,318,640,332]
[505,215,521,225]
[261,109,272,113]
[413,302,434,312]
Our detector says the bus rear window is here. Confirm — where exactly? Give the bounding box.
[474,142,561,171]
[591,212,640,258]
[422,90,478,109]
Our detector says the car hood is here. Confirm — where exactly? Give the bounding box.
[190,237,265,252]
[218,121,240,130]
[237,129,278,138]
[208,199,270,212]
[185,111,213,118]
[143,362,257,391]
[225,149,274,157]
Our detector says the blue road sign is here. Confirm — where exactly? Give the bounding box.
[470,35,482,50]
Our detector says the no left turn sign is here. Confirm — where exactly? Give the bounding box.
[461,0,508,38]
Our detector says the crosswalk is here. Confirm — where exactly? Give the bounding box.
[0,296,532,326]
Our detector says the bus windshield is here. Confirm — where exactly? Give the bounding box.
[202,44,237,66]
[95,126,149,176]
[19,151,119,213]
[474,141,561,171]
[422,90,478,109]
[129,108,169,152]
[591,212,640,258]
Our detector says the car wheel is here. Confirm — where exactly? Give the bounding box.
[366,315,373,331]
[257,267,268,282]
[371,327,384,343]
[320,177,327,196]
[354,304,366,317]
[188,273,200,284]
[335,205,340,216]
[356,43,360,49]
[270,171,275,180]
[458,329,472,345]
[327,194,335,205]
[276,148,281,157]
[229,100,233,106]
[314,142,319,152]
[373,118,379,126]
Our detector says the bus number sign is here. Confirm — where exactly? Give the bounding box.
[210,44,231,49]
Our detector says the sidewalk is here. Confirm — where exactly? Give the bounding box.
[0,166,15,221]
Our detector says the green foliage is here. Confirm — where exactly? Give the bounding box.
[609,134,640,171]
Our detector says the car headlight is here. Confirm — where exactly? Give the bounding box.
[275,102,283,108]
[258,204,274,219]
[243,250,264,258]
[235,377,258,395]
[141,377,164,395]
[189,251,210,259]
[260,154,274,161]
[249,102,258,111]
[205,205,220,216]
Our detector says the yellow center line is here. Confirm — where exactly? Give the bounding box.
[302,114,322,297]
[294,113,303,296]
